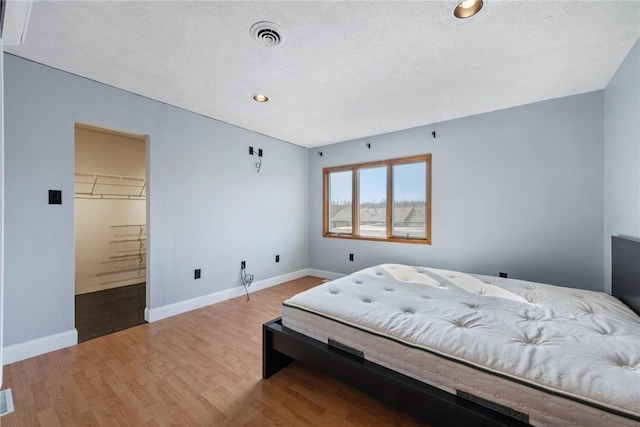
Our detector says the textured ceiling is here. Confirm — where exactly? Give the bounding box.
[6,1,640,147]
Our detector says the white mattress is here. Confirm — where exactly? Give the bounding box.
[282,264,640,426]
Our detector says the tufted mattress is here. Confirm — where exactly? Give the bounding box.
[281,264,640,426]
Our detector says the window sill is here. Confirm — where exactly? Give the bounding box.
[323,233,430,245]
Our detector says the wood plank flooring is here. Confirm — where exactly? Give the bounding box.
[75,283,147,343]
[1,277,425,426]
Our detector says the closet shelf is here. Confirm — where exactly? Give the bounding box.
[100,258,145,265]
[75,172,146,199]
[97,225,146,286]
[109,238,146,243]
[109,252,147,259]
[97,266,146,277]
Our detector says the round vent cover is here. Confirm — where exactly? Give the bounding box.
[250,21,283,47]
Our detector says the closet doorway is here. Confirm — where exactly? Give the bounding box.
[74,123,147,343]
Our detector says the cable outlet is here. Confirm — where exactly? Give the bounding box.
[499,272,508,278]
[275,255,280,263]
[194,269,201,279]
[241,260,246,269]
[349,253,354,262]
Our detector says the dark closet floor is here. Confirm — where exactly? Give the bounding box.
[75,283,147,343]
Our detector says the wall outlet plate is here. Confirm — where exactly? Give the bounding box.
[194,269,201,279]
[499,272,508,278]
[349,253,354,262]
[275,255,280,263]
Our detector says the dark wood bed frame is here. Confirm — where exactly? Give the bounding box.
[263,236,640,426]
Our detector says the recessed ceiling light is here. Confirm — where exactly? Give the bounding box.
[453,0,483,19]
[253,94,269,102]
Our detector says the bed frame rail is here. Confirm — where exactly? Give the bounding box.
[263,317,528,427]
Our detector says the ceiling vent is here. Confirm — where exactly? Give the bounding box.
[250,21,283,47]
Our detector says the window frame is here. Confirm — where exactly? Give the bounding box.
[323,154,431,245]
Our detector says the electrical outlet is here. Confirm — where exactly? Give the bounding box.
[499,272,508,278]
[241,261,246,269]
[194,269,201,279]
[249,147,254,155]
[349,253,354,262]
[275,255,280,263]
[258,148,263,157]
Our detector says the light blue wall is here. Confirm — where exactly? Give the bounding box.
[6,36,634,349]
[0,42,5,380]
[604,38,640,293]
[309,92,605,291]
[3,54,309,346]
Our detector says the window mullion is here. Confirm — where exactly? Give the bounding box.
[323,170,328,236]
[386,164,392,239]
[426,156,432,243]
[352,167,359,237]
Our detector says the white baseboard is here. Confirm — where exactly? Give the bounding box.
[2,268,343,364]
[145,268,313,322]
[307,268,344,280]
[3,329,77,365]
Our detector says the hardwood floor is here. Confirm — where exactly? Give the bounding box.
[75,283,147,343]
[1,277,425,426]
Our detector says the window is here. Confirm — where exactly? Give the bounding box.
[323,154,431,244]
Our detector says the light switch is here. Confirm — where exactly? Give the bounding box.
[49,190,62,205]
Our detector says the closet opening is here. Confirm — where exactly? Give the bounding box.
[74,123,148,343]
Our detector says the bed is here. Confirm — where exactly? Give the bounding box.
[263,236,640,426]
